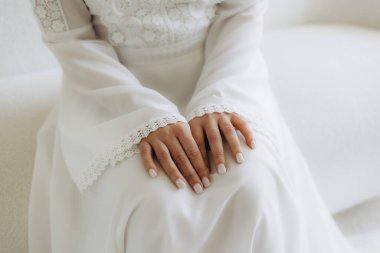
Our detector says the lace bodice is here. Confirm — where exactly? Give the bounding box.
[88,0,221,47]
[34,0,222,48]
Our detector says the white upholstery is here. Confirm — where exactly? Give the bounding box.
[264,0,380,31]
[0,71,61,253]
[262,24,380,213]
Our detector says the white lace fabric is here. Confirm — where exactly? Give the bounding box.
[33,0,69,33]
[88,0,219,48]
[185,103,240,122]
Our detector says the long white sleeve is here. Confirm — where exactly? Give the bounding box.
[184,0,270,124]
[31,0,187,192]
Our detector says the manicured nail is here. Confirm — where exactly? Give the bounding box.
[236,152,245,164]
[149,168,157,178]
[193,183,203,194]
[250,140,255,149]
[217,163,226,174]
[202,177,211,187]
[176,178,186,189]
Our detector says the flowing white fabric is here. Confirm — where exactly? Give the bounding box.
[184,0,270,123]
[31,0,191,192]
[28,0,358,252]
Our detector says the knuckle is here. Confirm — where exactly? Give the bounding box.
[231,112,241,120]
[219,118,234,130]
[193,136,204,147]
[231,114,243,125]
[155,147,168,159]
[190,128,202,140]
[232,141,242,151]
[139,138,148,147]
[207,130,220,141]
[185,173,199,184]
[139,142,147,153]
[168,169,180,180]
[195,165,209,176]
[173,152,188,166]
[223,126,236,136]
[203,113,213,119]
[213,150,225,160]
[142,151,152,162]
[219,116,230,125]
[173,122,188,134]
[161,136,174,144]
[160,130,174,141]
[187,148,200,160]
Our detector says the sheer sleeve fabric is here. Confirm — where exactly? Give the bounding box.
[31,0,187,192]
[184,0,270,124]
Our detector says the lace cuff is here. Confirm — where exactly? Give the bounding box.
[77,114,187,192]
[185,103,254,123]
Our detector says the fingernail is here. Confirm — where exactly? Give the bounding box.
[202,177,211,187]
[149,168,157,178]
[193,183,203,194]
[236,152,245,164]
[250,140,255,149]
[176,178,186,189]
[217,163,226,174]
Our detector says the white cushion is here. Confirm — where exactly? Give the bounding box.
[262,24,380,213]
[0,70,61,253]
[264,0,380,31]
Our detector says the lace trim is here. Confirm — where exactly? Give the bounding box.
[33,0,69,33]
[78,114,187,192]
[185,103,239,122]
[185,103,282,157]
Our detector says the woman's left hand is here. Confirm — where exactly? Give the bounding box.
[188,112,255,175]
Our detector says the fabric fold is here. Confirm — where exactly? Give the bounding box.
[31,0,187,192]
[184,0,270,124]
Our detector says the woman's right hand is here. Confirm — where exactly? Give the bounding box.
[139,121,212,194]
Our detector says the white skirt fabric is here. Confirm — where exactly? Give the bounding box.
[28,44,357,253]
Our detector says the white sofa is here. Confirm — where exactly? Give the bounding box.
[1,0,380,252]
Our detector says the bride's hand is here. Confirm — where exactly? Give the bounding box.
[188,112,255,174]
[139,122,211,194]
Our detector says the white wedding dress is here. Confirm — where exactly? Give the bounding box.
[28,0,358,252]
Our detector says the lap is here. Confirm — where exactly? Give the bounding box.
[91,129,290,210]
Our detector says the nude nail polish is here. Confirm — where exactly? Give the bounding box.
[217,163,226,174]
[193,183,203,194]
[202,177,211,187]
[176,178,186,189]
[236,152,245,163]
[250,140,255,149]
[149,168,157,178]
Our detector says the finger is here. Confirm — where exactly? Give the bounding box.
[190,124,210,170]
[204,119,227,175]
[231,114,255,149]
[139,140,158,178]
[218,117,245,164]
[165,138,204,194]
[178,126,211,188]
[150,140,187,190]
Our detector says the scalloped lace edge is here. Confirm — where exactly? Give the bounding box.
[77,114,187,192]
[185,103,242,122]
